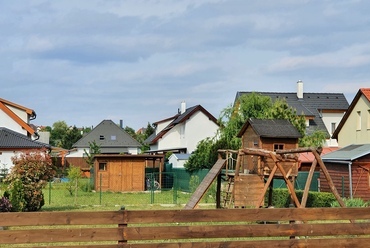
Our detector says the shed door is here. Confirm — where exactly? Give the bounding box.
[109,160,144,192]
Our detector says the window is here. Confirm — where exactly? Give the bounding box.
[99,163,107,171]
[331,122,336,135]
[111,135,116,141]
[99,135,105,140]
[273,144,284,151]
[357,111,361,130]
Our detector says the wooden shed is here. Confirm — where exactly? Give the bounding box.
[237,118,302,177]
[321,144,370,201]
[94,154,164,192]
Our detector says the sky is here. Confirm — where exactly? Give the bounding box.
[1,0,369,130]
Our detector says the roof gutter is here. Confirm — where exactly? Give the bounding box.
[322,159,353,199]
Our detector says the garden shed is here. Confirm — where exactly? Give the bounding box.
[94,154,164,192]
[321,144,370,201]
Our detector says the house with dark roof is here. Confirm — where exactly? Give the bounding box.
[332,88,370,147]
[321,144,370,201]
[0,98,38,138]
[0,127,50,173]
[237,118,302,175]
[66,120,142,170]
[146,102,219,154]
[235,81,349,147]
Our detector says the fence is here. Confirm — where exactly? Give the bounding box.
[1,207,370,247]
[42,172,198,207]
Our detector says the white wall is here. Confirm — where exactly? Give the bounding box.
[0,111,28,135]
[0,151,16,171]
[321,112,345,147]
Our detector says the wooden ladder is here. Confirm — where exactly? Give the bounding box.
[222,175,234,208]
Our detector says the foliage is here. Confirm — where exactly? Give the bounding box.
[331,198,369,207]
[66,165,83,197]
[5,150,55,211]
[49,121,69,147]
[270,189,336,208]
[185,92,326,171]
[61,126,83,150]
[189,175,200,193]
[84,141,101,168]
[0,195,12,212]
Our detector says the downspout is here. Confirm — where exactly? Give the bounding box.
[348,162,353,199]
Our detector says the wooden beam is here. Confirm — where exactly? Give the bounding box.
[300,159,318,208]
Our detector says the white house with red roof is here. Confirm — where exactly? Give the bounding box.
[146,102,219,154]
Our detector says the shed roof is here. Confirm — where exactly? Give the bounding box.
[321,144,370,162]
[237,118,302,139]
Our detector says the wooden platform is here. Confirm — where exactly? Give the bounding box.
[234,174,265,208]
[184,159,226,209]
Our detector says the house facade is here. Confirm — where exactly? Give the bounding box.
[332,88,370,147]
[235,81,349,147]
[147,102,219,154]
[0,98,37,138]
[0,127,50,173]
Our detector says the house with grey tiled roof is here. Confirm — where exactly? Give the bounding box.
[235,81,349,147]
[0,127,50,173]
[146,102,219,154]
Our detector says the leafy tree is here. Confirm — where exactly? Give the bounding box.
[84,141,101,168]
[61,126,82,150]
[49,121,68,147]
[185,92,325,171]
[5,149,55,211]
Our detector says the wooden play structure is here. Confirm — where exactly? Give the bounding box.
[185,147,346,209]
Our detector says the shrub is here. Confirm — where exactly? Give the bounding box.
[270,189,336,207]
[331,198,369,207]
[5,149,55,211]
[0,195,12,212]
[189,175,200,193]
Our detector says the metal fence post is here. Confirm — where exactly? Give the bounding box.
[100,173,102,205]
[173,173,177,204]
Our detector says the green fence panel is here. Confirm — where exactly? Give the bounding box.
[273,171,319,191]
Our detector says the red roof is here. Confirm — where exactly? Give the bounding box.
[361,88,370,102]
[299,147,338,163]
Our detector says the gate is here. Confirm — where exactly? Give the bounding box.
[145,172,178,204]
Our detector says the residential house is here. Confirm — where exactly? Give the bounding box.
[332,88,370,147]
[146,102,219,154]
[237,118,302,176]
[235,81,349,147]
[321,144,370,201]
[168,153,191,169]
[0,98,37,139]
[0,127,50,174]
[66,120,142,170]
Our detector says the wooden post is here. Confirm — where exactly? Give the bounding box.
[301,159,318,208]
[256,165,277,208]
[216,173,222,209]
[234,150,242,177]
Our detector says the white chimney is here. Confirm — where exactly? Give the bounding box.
[297,80,303,99]
[180,101,186,114]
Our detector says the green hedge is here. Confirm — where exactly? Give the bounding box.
[269,189,336,207]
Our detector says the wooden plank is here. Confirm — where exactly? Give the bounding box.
[121,238,370,248]
[124,223,370,240]
[125,208,370,223]
[234,174,264,207]
[301,158,318,207]
[0,211,125,226]
[184,159,226,209]
[0,228,123,244]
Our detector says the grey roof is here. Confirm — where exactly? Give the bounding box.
[73,120,141,148]
[235,92,349,136]
[322,144,370,162]
[238,118,302,138]
[0,127,50,149]
[172,153,191,160]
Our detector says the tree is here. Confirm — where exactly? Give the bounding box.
[5,149,55,211]
[185,93,325,171]
[61,126,82,150]
[84,141,101,168]
[49,121,68,147]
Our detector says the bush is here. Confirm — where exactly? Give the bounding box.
[0,195,12,212]
[331,198,369,207]
[5,149,55,211]
[270,189,336,207]
[189,175,200,193]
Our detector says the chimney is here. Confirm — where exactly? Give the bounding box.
[180,101,186,114]
[120,120,124,128]
[297,80,303,99]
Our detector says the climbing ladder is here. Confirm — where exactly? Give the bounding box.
[222,174,235,208]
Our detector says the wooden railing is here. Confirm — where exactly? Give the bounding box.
[1,207,370,247]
